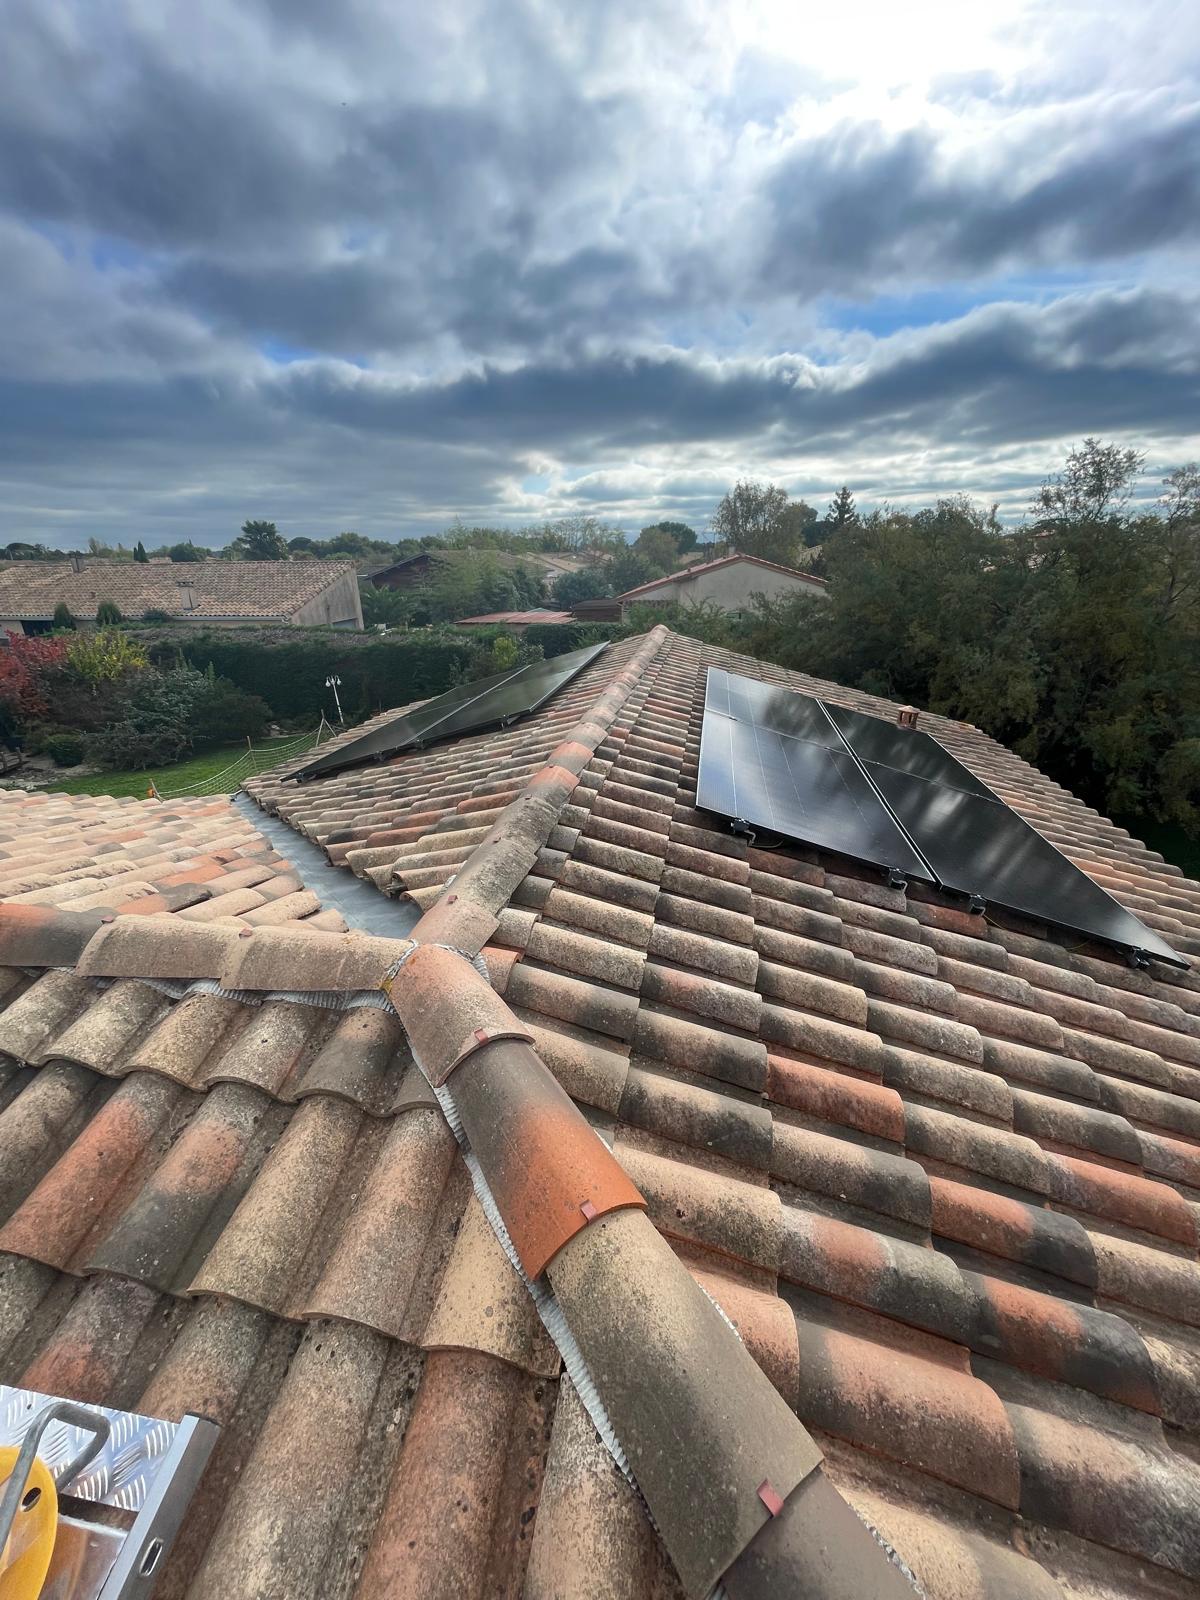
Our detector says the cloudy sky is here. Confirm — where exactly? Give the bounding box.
[3,0,1199,548]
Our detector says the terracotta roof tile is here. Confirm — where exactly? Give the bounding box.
[6,626,1200,1595]
[0,556,356,620]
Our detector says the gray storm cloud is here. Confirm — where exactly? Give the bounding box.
[0,0,1197,543]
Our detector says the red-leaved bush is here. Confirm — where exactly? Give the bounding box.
[0,633,69,721]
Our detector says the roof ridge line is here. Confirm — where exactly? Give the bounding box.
[407,625,673,954]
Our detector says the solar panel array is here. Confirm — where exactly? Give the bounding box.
[698,668,1185,968]
[291,641,609,782]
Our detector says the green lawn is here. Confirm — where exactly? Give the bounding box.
[41,738,306,799]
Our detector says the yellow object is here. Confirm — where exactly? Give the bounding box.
[0,1445,57,1600]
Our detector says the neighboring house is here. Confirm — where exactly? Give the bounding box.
[369,550,443,591]
[618,552,828,615]
[0,558,363,632]
[456,609,572,630]
[1,626,1198,1598]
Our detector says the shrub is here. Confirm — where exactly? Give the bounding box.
[45,732,85,766]
[65,627,149,682]
[52,602,77,630]
[85,719,182,771]
[96,600,124,626]
[85,667,204,769]
[142,608,173,623]
[0,634,70,722]
[190,678,270,745]
[455,630,542,684]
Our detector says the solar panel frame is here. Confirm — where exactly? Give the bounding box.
[290,640,610,782]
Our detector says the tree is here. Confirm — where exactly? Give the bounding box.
[1031,437,1144,526]
[362,584,415,629]
[711,480,805,565]
[95,600,124,626]
[826,487,858,530]
[232,520,289,560]
[134,540,149,563]
[1149,464,1200,625]
[287,536,319,555]
[324,531,393,557]
[52,602,77,630]
[641,520,697,552]
[601,548,665,595]
[781,500,820,548]
[553,566,614,608]
[633,525,682,573]
[168,542,204,562]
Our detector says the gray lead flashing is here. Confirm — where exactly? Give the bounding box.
[232,792,421,939]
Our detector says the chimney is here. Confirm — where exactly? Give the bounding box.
[70,552,82,574]
[177,581,197,612]
[897,706,919,729]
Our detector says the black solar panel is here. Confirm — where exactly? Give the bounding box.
[292,641,609,782]
[868,766,1187,968]
[697,670,934,881]
[706,669,846,749]
[697,668,1186,968]
[823,702,996,799]
[291,663,524,782]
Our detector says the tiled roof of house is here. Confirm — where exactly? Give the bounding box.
[0,558,356,620]
[618,553,828,600]
[456,609,573,625]
[3,628,1200,1598]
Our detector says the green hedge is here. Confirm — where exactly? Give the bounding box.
[133,625,479,722]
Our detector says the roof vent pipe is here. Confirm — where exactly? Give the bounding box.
[897,705,919,729]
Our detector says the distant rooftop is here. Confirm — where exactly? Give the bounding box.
[456,609,572,626]
[0,558,357,622]
[618,551,827,600]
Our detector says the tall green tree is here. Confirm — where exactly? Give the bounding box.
[767,442,1200,828]
[711,480,805,565]
[634,525,682,573]
[232,520,289,560]
[554,567,614,608]
[133,540,149,563]
[641,520,698,553]
[1031,438,1144,525]
[602,548,666,595]
[826,486,858,530]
